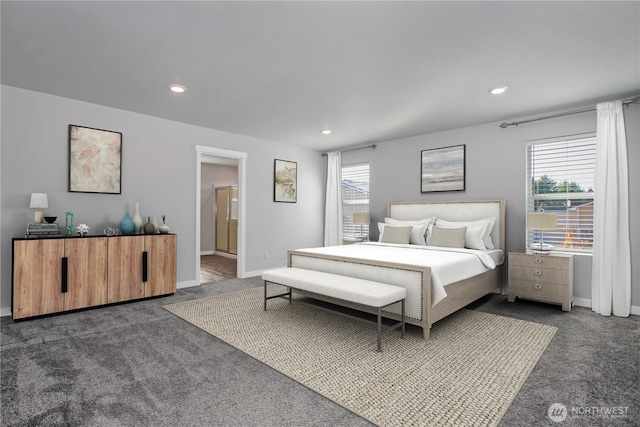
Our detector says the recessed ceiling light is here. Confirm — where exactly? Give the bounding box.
[169,84,186,93]
[489,86,508,95]
[322,129,332,135]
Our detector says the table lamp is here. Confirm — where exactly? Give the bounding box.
[527,212,557,254]
[353,212,371,241]
[29,193,48,224]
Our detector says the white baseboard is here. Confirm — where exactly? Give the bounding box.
[177,280,198,289]
[573,297,591,308]
[1,306,11,318]
[201,250,238,259]
[241,267,285,279]
[214,251,237,259]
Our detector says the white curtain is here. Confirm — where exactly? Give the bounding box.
[591,100,631,317]
[324,151,342,246]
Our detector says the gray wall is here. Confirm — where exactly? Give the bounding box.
[2,84,637,315]
[200,164,238,253]
[342,101,640,310]
[1,85,325,315]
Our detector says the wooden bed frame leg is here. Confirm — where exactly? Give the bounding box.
[423,325,431,340]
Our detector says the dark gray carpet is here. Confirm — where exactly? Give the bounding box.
[1,277,638,426]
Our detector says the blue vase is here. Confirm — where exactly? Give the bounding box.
[120,212,135,235]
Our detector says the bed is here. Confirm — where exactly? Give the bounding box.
[287,199,506,339]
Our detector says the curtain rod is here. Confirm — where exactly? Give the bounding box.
[321,143,377,156]
[498,96,640,129]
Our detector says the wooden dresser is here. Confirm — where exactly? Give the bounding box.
[12,234,177,320]
[507,252,573,311]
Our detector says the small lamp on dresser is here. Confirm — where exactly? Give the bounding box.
[527,212,557,254]
[29,193,48,224]
[353,212,371,241]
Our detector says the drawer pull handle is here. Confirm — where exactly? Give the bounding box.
[534,269,542,276]
[535,284,542,290]
[534,257,542,263]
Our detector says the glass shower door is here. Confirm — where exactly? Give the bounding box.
[215,186,238,255]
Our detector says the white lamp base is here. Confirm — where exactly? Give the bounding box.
[34,210,44,224]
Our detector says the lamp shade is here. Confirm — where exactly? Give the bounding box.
[527,212,557,230]
[29,193,48,209]
[353,212,370,225]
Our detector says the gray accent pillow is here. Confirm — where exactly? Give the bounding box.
[429,226,467,248]
[380,225,412,244]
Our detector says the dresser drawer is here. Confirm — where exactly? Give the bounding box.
[509,265,570,285]
[509,253,570,269]
[509,279,567,303]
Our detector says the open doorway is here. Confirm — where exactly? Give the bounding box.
[195,146,247,285]
[201,164,237,283]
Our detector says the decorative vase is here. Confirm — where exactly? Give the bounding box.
[151,216,159,234]
[120,212,135,235]
[65,212,74,236]
[132,202,143,234]
[143,216,155,234]
[159,214,170,234]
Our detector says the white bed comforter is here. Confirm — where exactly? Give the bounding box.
[291,242,497,307]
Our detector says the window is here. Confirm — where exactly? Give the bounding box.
[341,163,370,241]
[526,134,596,253]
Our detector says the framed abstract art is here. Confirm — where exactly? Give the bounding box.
[68,124,122,194]
[274,159,297,202]
[420,144,465,193]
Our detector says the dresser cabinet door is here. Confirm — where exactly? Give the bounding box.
[65,238,108,310]
[144,234,177,297]
[13,239,64,319]
[108,236,145,303]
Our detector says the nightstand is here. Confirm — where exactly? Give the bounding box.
[507,252,574,311]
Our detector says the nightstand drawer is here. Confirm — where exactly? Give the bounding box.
[509,265,569,285]
[509,253,570,269]
[509,279,567,302]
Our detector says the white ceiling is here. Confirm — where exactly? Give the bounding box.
[2,1,638,152]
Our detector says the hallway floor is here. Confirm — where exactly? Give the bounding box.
[200,253,237,283]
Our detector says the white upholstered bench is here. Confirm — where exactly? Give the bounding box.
[262,267,406,351]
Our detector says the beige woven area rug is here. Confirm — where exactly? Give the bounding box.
[164,287,557,427]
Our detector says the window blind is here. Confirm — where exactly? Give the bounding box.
[526,134,596,252]
[341,163,370,240]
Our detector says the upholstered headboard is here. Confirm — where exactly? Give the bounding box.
[387,199,506,250]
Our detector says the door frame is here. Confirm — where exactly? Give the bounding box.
[195,145,247,283]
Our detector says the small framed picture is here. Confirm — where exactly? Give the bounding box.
[274,159,297,203]
[421,144,465,192]
[69,124,122,194]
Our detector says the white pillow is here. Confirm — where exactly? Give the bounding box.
[434,222,487,250]
[385,217,434,245]
[435,217,495,249]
